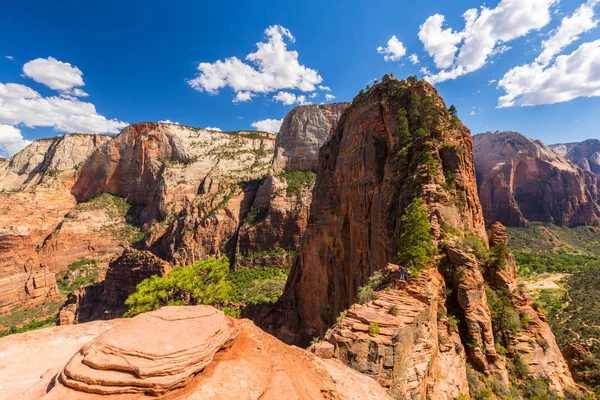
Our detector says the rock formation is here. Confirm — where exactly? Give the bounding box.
[7,306,391,399]
[551,139,600,178]
[0,134,111,314]
[474,131,600,227]
[236,103,349,268]
[58,249,171,324]
[262,77,578,397]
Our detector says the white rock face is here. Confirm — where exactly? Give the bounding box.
[0,134,112,191]
[273,103,349,172]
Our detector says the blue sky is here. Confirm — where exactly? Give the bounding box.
[1,0,600,157]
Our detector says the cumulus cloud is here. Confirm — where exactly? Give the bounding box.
[309,92,318,98]
[498,39,600,107]
[536,0,600,66]
[22,57,85,92]
[0,124,32,158]
[233,91,254,103]
[324,94,336,101]
[188,25,323,102]
[377,36,407,61]
[419,0,559,84]
[272,91,310,105]
[318,85,331,91]
[159,120,180,125]
[205,126,222,131]
[409,54,420,64]
[251,118,283,133]
[0,82,127,133]
[497,1,600,107]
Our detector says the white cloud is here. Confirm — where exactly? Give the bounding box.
[5,56,14,61]
[233,91,254,103]
[251,118,283,133]
[536,0,600,66]
[409,54,420,64]
[310,92,318,98]
[0,82,127,133]
[420,0,559,84]
[0,124,31,158]
[188,25,322,102]
[420,67,432,75]
[272,91,311,105]
[324,94,336,101]
[159,120,180,125]
[418,14,463,69]
[377,35,407,61]
[498,39,600,107]
[318,85,331,91]
[488,79,497,84]
[205,126,222,131]
[22,57,84,92]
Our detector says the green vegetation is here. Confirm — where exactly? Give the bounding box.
[228,267,289,305]
[56,258,101,295]
[515,252,600,276]
[124,258,233,317]
[83,193,144,244]
[368,322,380,336]
[124,260,290,318]
[242,248,296,259]
[357,271,387,304]
[486,287,521,346]
[448,104,458,117]
[397,198,436,272]
[46,168,62,177]
[158,155,199,166]
[388,305,399,316]
[0,300,62,337]
[245,207,268,226]
[278,170,316,200]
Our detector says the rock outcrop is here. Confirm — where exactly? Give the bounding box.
[474,131,600,227]
[0,134,111,314]
[58,249,171,324]
[236,103,349,268]
[261,77,578,397]
[11,306,391,399]
[551,139,600,178]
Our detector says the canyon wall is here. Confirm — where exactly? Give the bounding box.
[474,131,600,227]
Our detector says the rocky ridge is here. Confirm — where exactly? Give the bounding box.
[551,139,600,178]
[474,131,600,227]
[4,306,391,399]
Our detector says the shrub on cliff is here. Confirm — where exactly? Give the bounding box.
[124,258,233,317]
[397,198,436,271]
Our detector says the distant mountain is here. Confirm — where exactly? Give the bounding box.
[550,139,600,178]
[473,131,600,227]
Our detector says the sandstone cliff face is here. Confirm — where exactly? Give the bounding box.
[0,135,111,314]
[5,306,391,400]
[236,103,349,268]
[58,249,171,324]
[263,77,577,397]
[474,131,600,227]
[551,139,600,178]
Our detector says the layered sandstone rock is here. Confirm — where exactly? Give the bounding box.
[0,135,110,313]
[485,222,577,394]
[236,103,349,268]
[58,249,171,324]
[18,306,391,399]
[474,131,600,227]
[316,268,469,399]
[551,139,600,178]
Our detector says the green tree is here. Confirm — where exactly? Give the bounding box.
[397,198,436,271]
[408,92,421,127]
[124,258,233,317]
[397,108,411,156]
[448,104,458,117]
[407,75,419,84]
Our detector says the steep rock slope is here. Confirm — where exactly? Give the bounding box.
[474,131,600,227]
[0,135,112,314]
[264,76,577,397]
[10,306,391,399]
[73,122,276,265]
[236,103,349,267]
[551,139,600,178]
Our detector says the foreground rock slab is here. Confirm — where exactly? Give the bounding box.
[0,320,122,399]
[8,306,391,399]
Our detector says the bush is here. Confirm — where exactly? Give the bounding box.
[56,258,101,295]
[124,258,233,317]
[278,170,316,199]
[356,271,387,304]
[397,198,436,271]
[388,305,399,316]
[447,315,459,333]
[369,322,380,336]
